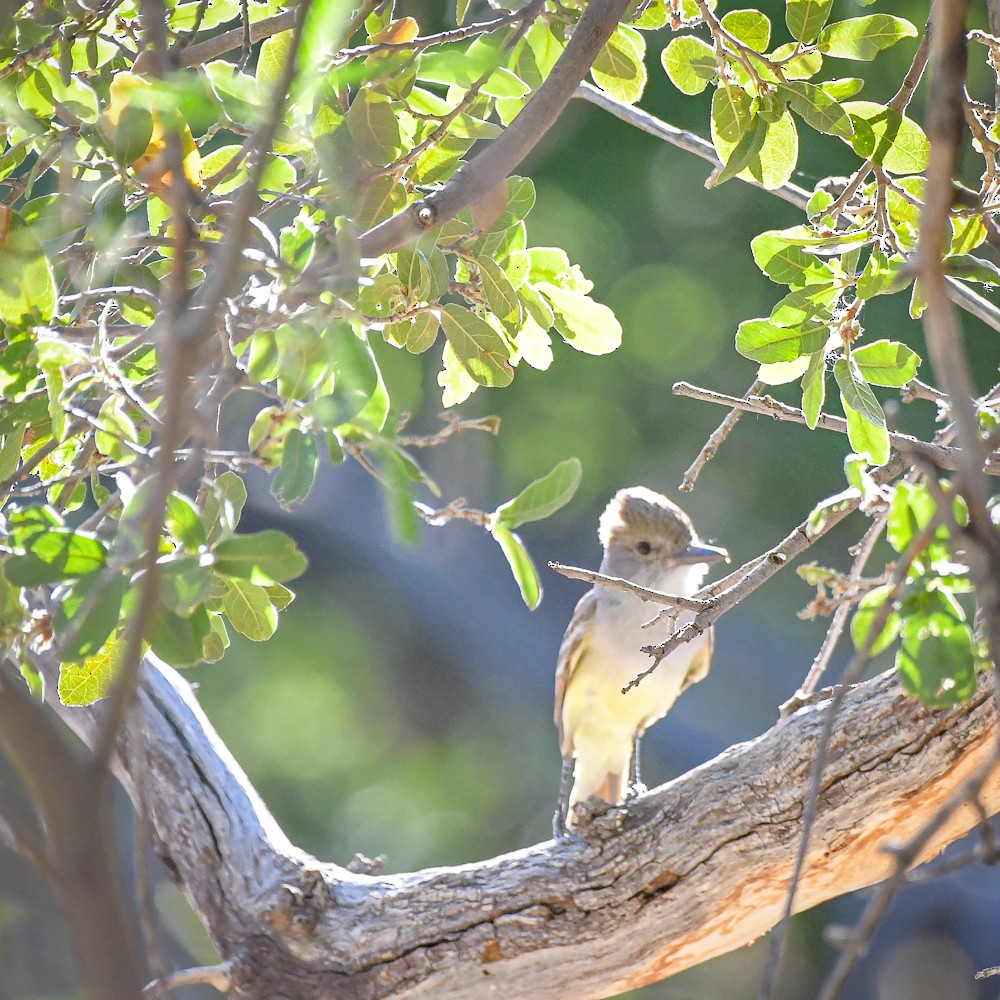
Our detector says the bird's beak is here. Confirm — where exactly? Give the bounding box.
[674,542,730,565]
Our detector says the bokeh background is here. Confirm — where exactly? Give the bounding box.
[5,0,1000,996]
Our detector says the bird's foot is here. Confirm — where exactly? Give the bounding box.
[623,781,648,802]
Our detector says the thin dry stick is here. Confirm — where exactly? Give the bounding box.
[780,512,889,715]
[672,381,1000,475]
[756,518,941,1000]
[680,380,764,492]
[548,562,712,612]
[142,962,233,997]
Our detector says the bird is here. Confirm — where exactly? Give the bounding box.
[553,487,728,834]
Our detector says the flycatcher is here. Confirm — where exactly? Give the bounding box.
[554,487,728,833]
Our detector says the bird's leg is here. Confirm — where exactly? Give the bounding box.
[553,755,574,838]
[625,733,647,800]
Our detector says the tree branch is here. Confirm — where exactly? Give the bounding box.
[577,83,1000,337]
[672,381,1000,475]
[28,649,1000,999]
[355,0,634,258]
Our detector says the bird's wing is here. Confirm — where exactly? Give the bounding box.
[679,625,713,695]
[553,589,598,752]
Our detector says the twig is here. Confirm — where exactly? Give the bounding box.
[780,512,888,715]
[577,81,1000,337]
[680,380,763,492]
[548,562,712,612]
[759,518,940,1000]
[672,381,995,475]
[396,413,500,448]
[142,962,233,997]
[413,498,490,526]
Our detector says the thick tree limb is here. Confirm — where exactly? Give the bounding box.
[29,649,1000,1000]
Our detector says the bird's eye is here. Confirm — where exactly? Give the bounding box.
[635,540,652,555]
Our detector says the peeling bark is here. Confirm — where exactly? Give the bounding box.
[34,653,1000,1000]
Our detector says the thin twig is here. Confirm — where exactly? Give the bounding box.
[680,380,763,492]
[672,381,996,474]
[780,512,889,715]
[548,562,712,612]
[142,962,233,997]
[758,518,941,1000]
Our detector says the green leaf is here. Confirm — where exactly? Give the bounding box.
[212,530,308,584]
[5,530,107,586]
[439,304,515,387]
[256,29,292,90]
[166,492,206,549]
[711,89,798,190]
[592,25,647,105]
[58,629,125,706]
[896,618,976,707]
[159,556,214,616]
[851,339,920,386]
[817,15,917,61]
[850,583,900,656]
[355,174,407,230]
[202,613,230,664]
[779,81,854,139]
[438,340,478,407]
[945,254,1000,285]
[150,604,211,667]
[271,428,319,508]
[887,481,936,553]
[721,9,770,51]
[94,396,140,464]
[770,284,839,326]
[785,0,834,42]
[204,61,262,128]
[490,176,536,232]
[491,522,542,610]
[346,89,403,165]
[495,457,582,530]
[0,211,57,324]
[661,36,716,95]
[751,228,835,286]
[801,350,826,428]
[857,249,910,298]
[844,405,890,466]
[202,471,247,542]
[834,357,883,426]
[835,358,889,464]
[843,101,928,175]
[478,257,522,334]
[54,570,127,662]
[736,318,828,363]
[537,283,622,355]
[715,116,768,185]
[223,578,278,640]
